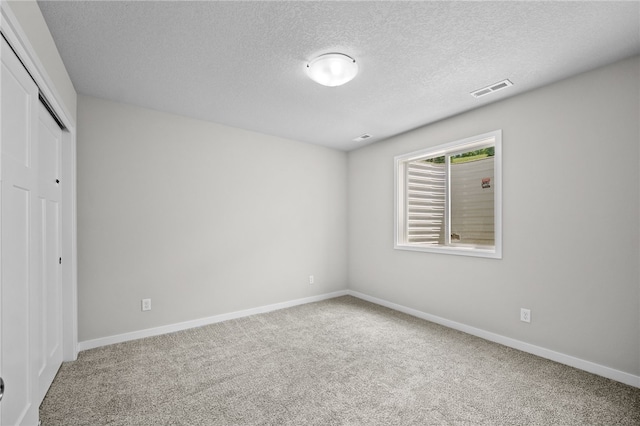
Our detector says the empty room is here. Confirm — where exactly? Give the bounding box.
[1,1,639,425]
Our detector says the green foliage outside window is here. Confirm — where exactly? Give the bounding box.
[423,147,494,165]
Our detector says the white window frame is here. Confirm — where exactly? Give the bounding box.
[394,130,502,259]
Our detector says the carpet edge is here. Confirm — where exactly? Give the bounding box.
[77,290,349,352]
[347,289,640,388]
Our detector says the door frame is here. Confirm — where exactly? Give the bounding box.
[1,1,78,362]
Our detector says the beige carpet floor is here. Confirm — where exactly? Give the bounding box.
[40,296,639,425]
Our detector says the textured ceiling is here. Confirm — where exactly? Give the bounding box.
[38,1,640,151]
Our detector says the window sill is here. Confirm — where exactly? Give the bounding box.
[394,243,502,259]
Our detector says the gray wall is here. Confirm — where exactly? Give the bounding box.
[77,95,348,341]
[348,56,640,375]
[77,57,639,376]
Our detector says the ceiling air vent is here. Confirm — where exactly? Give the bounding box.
[471,79,513,98]
[353,133,373,142]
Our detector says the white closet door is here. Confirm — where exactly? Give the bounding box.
[37,102,63,404]
[0,36,41,425]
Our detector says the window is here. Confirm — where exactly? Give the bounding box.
[395,130,502,258]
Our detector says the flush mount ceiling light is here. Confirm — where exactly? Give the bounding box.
[306,53,358,87]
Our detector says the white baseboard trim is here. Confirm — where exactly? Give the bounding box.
[78,290,348,352]
[77,288,639,388]
[347,290,640,388]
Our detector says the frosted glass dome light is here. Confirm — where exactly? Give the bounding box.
[306,53,358,87]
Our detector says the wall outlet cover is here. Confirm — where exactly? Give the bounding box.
[142,298,151,311]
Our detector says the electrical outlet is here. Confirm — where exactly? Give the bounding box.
[309,275,314,285]
[520,308,531,323]
[142,298,151,311]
